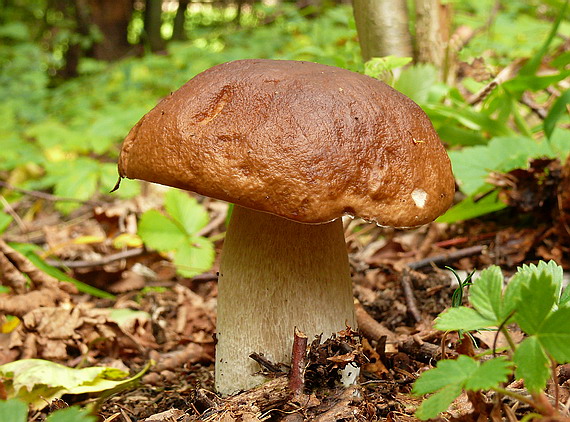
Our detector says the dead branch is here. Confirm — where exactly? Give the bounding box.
[354,301,397,344]
[289,328,308,398]
[400,269,422,323]
[407,244,486,270]
[45,247,145,268]
[249,353,285,374]
[312,386,362,422]
[0,180,99,205]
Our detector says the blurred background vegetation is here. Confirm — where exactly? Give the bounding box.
[0,0,569,223]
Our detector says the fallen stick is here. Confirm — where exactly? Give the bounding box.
[289,328,308,398]
[407,245,486,270]
[400,269,422,323]
[354,301,397,344]
[45,248,145,268]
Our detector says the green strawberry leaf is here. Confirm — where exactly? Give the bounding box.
[173,236,215,278]
[164,189,209,235]
[514,336,550,393]
[464,356,513,390]
[138,210,186,252]
[515,271,557,335]
[469,266,504,323]
[415,384,463,421]
[435,307,497,331]
[537,307,570,363]
[412,356,478,395]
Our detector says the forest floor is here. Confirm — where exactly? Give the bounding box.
[1,156,569,421]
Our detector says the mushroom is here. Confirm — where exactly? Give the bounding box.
[117,59,455,395]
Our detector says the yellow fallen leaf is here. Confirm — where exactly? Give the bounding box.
[113,233,143,249]
[1,316,20,334]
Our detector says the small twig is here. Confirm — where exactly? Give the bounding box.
[191,273,219,283]
[354,301,397,343]
[407,245,486,270]
[401,269,422,323]
[249,353,284,374]
[289,328,308,398]
[467,59,525,105]
[0,181,99,205]
[45,248,145,268]
[520,92,548,119]
[0,194,28,232]
[195,209,227,237]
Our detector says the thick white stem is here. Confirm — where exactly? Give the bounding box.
[215,206,356,395]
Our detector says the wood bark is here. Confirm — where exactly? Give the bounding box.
[87,0,133,60]
[172,0,189,40]
[144,0,165,52]
[351,0,413,61]
[415,0,450,70]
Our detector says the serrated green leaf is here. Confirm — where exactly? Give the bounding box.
[560,286,570,307]
[0,399,27,422]
[435,307,497,331]
[514,337,550,393]
[173,236,215,278]
[515,271,557,335]
[465,357,513,390]
[469,266,504,322]
[138,210,186,252]
[449,137,556,196]
[394,63,438,104]
[412,356,478,395]
[46,406,96,422]
[415,384,463,421]
[537,307,570,363]
[164,189,209,235]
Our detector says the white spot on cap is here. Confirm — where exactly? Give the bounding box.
[411,189,428,209]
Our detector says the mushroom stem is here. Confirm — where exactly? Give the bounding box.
[215,205,356,395]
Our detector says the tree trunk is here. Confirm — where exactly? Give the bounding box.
[415,0,450,70]
[234,0,246,26]
[144,0,165,52]
[87,0,133,60]
[172,0,189,40]
[351,0,413,62]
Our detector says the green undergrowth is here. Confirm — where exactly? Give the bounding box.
[413,260,570,419]
[0,1,569,278]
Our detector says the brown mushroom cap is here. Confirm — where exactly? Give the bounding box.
[118,59,454,227]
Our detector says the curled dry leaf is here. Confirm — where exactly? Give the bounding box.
[0,239,76,317]
[4,305,158,362]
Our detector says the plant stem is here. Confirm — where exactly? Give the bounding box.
[492,386,537,409]
[500,326,518,353]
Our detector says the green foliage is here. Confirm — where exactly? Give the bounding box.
[0,399,27,422]
[138,189,215,278]
[363,56,413,85]
[0,399,96,422]
[45,406,97,422]
[437,133,570,222]
[414,261,570,419]
[413,356,513,420]
[0,1,567,222]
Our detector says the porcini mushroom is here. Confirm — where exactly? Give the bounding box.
[117,59,455,395]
